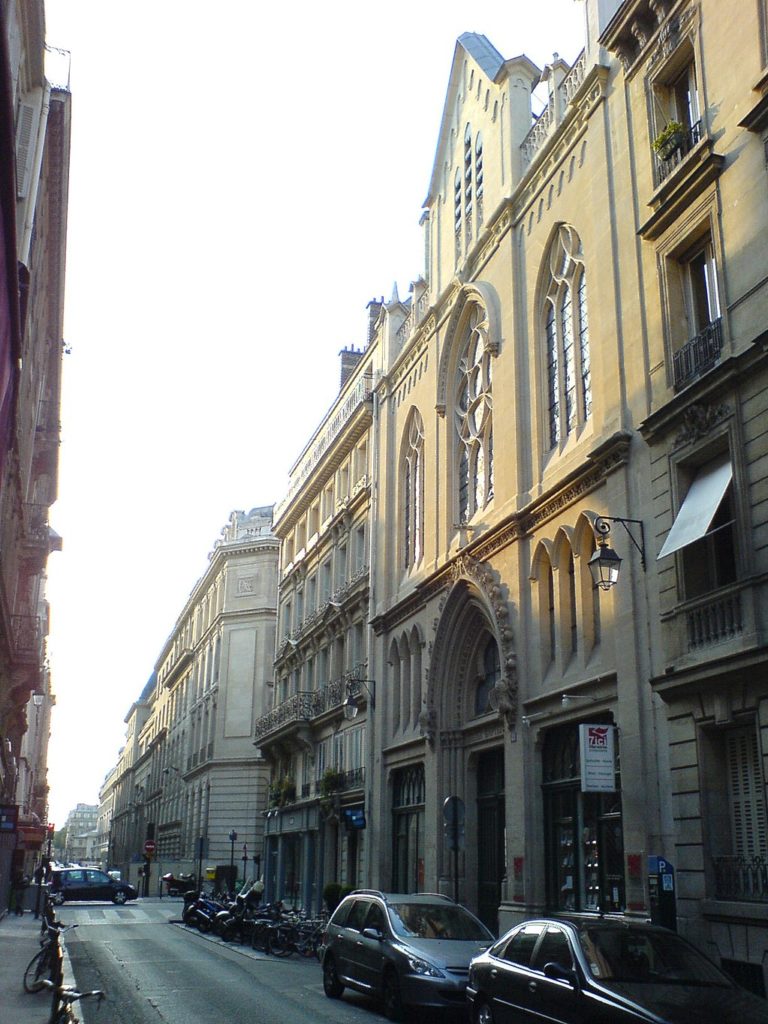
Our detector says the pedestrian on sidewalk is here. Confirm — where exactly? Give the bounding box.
[11,871,29,915]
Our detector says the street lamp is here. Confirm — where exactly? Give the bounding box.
[342,678,376,720]
[588,515,646,591]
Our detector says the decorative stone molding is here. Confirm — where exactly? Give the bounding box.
[673,402,731,449]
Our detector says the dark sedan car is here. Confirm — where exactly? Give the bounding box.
[467,917,768,1024]
[50,867,138,905]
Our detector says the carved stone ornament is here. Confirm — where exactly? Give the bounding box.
[673,402,731,449]
[422,555,518,739]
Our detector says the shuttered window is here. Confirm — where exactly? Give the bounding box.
[727,726,768,859]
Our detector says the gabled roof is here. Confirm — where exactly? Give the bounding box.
[424,32,540,205]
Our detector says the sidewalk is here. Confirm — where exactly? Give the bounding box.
[0,909,74,1024]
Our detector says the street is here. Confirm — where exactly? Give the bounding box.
[55,898,395,1024]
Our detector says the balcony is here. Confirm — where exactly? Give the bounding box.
[654,119,702,185]
[12,615,42,664]
[714,856,768,903]
[672,318,723,391]
[686,590,742,651]
[300,766,366,800]
[254,666,369,743]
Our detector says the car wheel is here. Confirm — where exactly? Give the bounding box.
[475,1000,496,1024]
[382,968,405,1022]
[51,892,65,906]
[112,890,128,905]
[322,954,344,998]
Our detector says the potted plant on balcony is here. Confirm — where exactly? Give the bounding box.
[278,775,296,806]
[319,766,346,798]
[652,120,685,160]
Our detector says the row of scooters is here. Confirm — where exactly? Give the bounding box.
[180,881,325,958]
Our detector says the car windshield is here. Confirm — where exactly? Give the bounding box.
[581,928,732,986]
[389,902,492,941]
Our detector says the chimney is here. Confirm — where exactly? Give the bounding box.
[339,346,364,389]
[366,297,384,344]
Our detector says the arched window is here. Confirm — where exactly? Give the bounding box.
[402,411,425,570]
[543,226,592,449]
[475,132,484,227]
[456,304,494,523]
[475,636,500,716]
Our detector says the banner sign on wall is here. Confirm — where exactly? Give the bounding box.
[579,724,616,792]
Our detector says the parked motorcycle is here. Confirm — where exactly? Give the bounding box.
[215,882,264,943]
[161,872,196,896]
[182,890,227,932]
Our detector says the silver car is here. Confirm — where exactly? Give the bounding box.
[320,889,494,1021]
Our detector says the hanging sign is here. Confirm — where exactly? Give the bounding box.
[579,724,616,792]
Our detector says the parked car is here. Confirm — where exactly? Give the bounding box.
[320,889,494,1021]
[467,917,768,1024]
[50,867,138,905]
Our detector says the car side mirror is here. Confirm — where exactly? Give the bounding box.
[543,962,579,988]
[361,927,384,941]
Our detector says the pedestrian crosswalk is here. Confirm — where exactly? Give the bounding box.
[55,901,181,927]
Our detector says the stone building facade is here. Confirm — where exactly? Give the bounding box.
[107,508,278,891]
[0,0,70,907]
[254,0,768,994]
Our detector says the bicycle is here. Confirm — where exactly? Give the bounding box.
[40,980,105,1024]
[24,920,77,993]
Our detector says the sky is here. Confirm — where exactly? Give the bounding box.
[40,0,586,826]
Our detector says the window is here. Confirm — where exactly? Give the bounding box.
[500,924,544,965]
[543,724,624,913]
[475,636,500,716]
[402,411,424,569]
[455,303,494,522]
[671,235,723,390]
[650,42,703,180]
[531,927,574,971]
[392,764,425,892]
[475,133,484,227]
[657,451,736,599]
[543,226,591,450]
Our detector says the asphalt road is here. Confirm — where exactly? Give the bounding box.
[56,898,387,1024]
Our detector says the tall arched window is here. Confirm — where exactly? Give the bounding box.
[456,303,494,523]
[475,635,500,716]
[543,226,592,450]
[402,411,425,570]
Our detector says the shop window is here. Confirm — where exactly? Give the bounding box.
[543,723,624,913]
[392,764,425,892]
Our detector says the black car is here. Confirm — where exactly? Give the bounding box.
[320,889,494,1020]
[50,868,138,905]
[467,917,768,1024]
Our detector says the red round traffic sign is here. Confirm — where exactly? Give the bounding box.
[144,839,156,855]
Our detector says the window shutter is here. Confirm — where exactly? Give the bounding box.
[727,726,768,859]
[15,95,41,200]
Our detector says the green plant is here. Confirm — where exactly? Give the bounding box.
[270,775,296,807]
[319,766,346,798]
[652,120,685,154]
[323,881,342,912]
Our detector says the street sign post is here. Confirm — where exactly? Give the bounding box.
[143,839,156,857]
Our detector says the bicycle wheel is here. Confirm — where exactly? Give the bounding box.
[23,946,50,993]
[268,925,294,957]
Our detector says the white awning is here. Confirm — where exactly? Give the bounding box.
[657,452,732,559]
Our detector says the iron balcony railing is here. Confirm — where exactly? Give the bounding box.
[714,855,768,902]
[672,317,723,390]
[300,766,366,800]
[655,118,703,184]
[254,665,369,742]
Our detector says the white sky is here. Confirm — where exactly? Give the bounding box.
[41,0,586,827]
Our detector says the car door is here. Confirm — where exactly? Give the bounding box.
[487,922,546,1022]
[336,899,371,986]
[355,901,389,991]
[529,925,586,1023]
[85,870,113,900]
[62,870,86,900]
